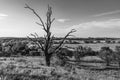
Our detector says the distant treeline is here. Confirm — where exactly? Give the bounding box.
[54,37,120,40]
[0,37,120,40]
[0,37,120,44]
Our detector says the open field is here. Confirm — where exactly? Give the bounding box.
[0,41,120,79]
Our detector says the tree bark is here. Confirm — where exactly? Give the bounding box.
[45,57,50,66]
[119,61,120,68]
[106,62,109,66]
[106,60,110,67]
[45,53,52,66]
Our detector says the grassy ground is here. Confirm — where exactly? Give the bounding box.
[0,56,120,80]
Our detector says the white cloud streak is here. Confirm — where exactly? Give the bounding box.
[0,13,8,20]
[0,13,8,17]
[93,10,120,17]
[68,19,120,30]
[57,19,70,23]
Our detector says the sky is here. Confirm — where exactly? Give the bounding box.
[0,0,120,38]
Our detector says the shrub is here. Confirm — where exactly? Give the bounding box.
[99,47,114,67]
[74,46,96,61]
[114,46,120,67]
[29,51,40,56]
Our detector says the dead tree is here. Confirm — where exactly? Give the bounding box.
[25,4,76,66]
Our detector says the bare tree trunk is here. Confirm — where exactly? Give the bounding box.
[45,53,52,66]
[106,60,110,67]
[106,62,109,66]
[45,56,50,66]
[119,61,120,68]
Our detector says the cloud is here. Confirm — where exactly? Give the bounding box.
[0,13,8,20]
[57,19,70,23]
[93,10,120,17]
[0,13,8,17]
[53,18,120,37]
[68,19,120,30]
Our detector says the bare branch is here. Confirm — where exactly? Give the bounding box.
[46,5,53,30]
[34,32,41,39]
[36,22,47,32]
[52,29,76,54]
[48,35,55,50]
[25,4,46,31]
[51,18,55,23]
[30,33,37,39]
[36,22,43,26]
[27,34,44,51]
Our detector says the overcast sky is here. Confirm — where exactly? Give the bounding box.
[0,0,120,37]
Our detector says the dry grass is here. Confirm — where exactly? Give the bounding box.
[0,57,119,80]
